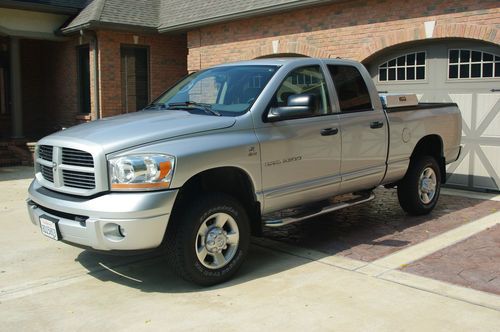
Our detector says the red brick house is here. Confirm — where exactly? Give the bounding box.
[0,0,499,191]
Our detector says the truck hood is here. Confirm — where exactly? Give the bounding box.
[42,110,236,154]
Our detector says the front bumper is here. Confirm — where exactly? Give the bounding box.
[27,180,178,251]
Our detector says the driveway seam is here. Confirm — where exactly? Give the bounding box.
[254,236,500,312]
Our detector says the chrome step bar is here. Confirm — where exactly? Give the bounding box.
[263,192,375,227]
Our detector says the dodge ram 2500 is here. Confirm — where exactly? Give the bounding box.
[27,58,461,285]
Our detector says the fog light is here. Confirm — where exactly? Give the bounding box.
[103,223,125,241]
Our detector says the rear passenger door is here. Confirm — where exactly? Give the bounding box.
[327,64,388,193]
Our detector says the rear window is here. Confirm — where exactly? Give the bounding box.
[328,65,372,112]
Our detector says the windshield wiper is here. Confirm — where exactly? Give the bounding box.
[144,103,166,110]
[168,101,221,116]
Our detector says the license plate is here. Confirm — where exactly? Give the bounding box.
[40,216,60,241]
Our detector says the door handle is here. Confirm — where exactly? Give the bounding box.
[321,128,339,136]
[370,121,384,129]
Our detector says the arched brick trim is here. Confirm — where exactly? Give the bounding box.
[360,23,499,62]
[244,40,333,60]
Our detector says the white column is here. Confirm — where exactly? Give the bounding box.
[9,37,23,138]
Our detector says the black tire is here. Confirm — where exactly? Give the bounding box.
[397,155,441,216]
[165,193,250,286]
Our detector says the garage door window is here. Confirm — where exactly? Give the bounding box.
[448,49,500,79]
[378,52,426,82]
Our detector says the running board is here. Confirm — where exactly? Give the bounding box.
[263,192,375,227]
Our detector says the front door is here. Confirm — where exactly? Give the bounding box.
[255,65,341,212]
[121,46,149,113]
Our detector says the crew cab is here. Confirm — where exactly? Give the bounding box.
[27,58,462,285]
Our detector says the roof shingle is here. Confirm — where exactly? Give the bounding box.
[63,0,159,32]
[62,0,333,33]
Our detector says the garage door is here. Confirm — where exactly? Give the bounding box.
[366,40,500,192]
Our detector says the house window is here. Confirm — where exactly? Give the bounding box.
[448,49,500,79]
[121,46,149,113]
[379,52,426,82]
[77,46,91,114]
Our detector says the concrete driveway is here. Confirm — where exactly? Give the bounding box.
[1,167,499,331]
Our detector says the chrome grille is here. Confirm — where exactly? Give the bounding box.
[62,148,94,167]
[40,164,54,183]
[38,145,53,161]
[36,144,100,195]
[62,170,95,189]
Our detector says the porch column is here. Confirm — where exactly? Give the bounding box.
[9,37,23,138]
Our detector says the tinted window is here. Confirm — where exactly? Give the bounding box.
[270,65,331,117]
[328,65,372,112]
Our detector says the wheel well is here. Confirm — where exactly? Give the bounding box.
[172,167,262,236]
[410,135,446,183]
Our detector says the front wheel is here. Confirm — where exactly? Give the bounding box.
[397,155,441,215]
[165,193,250,286]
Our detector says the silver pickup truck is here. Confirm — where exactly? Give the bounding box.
[27,58,461,285]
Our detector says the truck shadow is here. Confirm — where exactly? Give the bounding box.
[75,241,306,293]
[75,188,500,292]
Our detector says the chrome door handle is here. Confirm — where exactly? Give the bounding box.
[321,128,339,136]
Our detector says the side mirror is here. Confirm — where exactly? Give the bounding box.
[267,94,317,122]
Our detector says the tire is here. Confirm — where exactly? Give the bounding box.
[165,193,250,286]
[397,155,441,216]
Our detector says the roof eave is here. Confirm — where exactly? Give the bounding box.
[0,0,80,14]
[158,0,339,33]
[61,20,159,35]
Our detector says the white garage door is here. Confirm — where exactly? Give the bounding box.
[367,40,500,192]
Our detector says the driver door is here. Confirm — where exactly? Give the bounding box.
[254,65,342,213]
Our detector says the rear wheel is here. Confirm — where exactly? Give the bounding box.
[397,155,441,215]
[165,193,250,286]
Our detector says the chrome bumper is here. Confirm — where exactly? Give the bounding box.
[27,180,178,251]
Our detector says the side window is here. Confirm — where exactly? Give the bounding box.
[328,65,372,113]
[271,65,331,116]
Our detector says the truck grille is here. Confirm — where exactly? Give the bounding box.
[62,148,94,168]
[40,164,54,182]
[38,145,53,161]
[36,145,98,194]
[62,170,96,189]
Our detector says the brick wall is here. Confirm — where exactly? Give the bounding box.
[187,0,499,71]
[96,30,187,117]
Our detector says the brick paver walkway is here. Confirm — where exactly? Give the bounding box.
[264,189,500,262]
[401,224,500,295]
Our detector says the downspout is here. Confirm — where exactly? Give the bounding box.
[81,29,100,119]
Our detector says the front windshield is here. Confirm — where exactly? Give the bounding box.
[151,65,279,115]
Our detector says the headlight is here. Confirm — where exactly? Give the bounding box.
[108,154,175,191]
